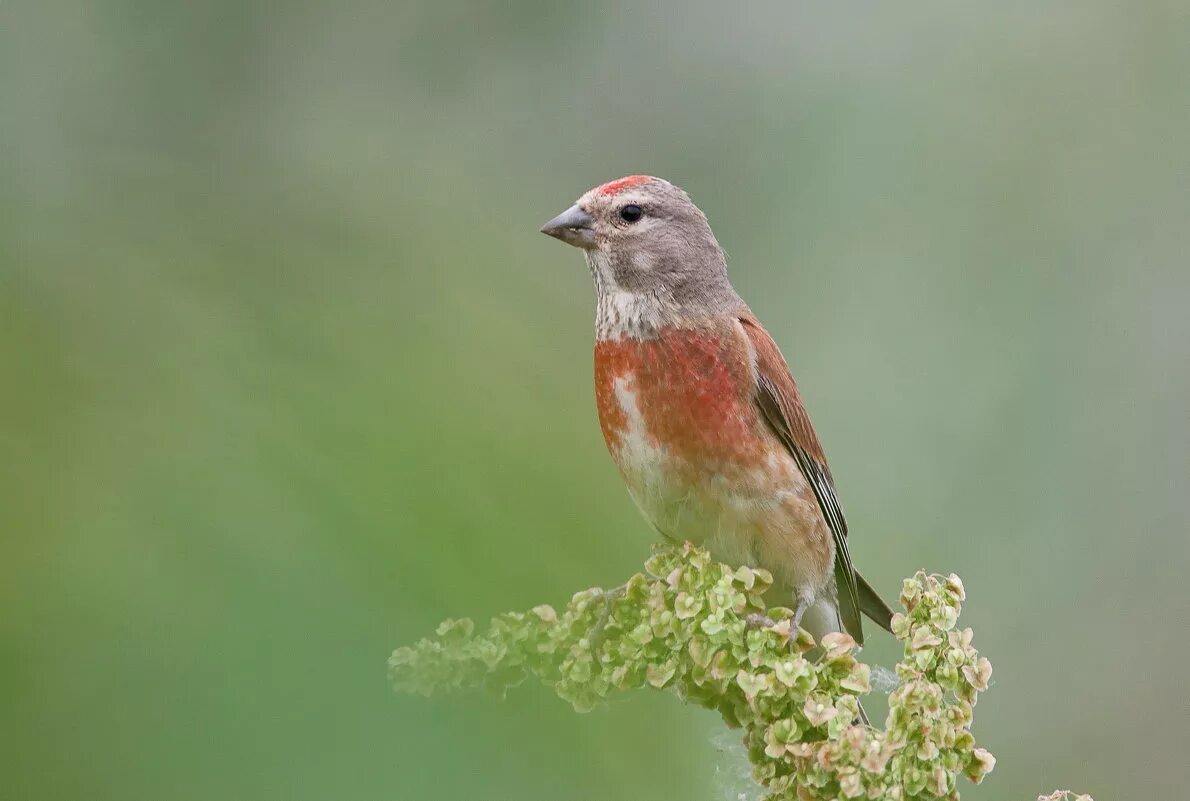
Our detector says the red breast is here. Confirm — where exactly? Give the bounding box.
[593,325,771,467]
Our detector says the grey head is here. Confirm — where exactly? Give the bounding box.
[540,175,742,335]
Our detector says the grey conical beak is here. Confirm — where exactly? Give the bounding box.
[540,204,596,249]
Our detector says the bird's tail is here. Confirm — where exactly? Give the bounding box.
[855,569,895,633]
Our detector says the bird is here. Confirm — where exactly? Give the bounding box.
[540,175,894,645]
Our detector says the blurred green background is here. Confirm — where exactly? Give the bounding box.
[3,1,1188,798]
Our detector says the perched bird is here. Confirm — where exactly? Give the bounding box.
[541,175,893,645]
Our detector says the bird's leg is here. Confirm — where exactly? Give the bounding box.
[790,589,811,634]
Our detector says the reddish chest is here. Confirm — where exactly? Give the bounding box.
[593,328,762,465]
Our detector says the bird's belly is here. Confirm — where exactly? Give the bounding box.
[621,452,832,597]
[616,441,791,563]
[593,334,834,593]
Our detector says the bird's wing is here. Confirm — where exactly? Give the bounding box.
[738,312,866,643]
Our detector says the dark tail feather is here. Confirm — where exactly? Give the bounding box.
[851,571,895,727]
[833,559,866,646]
[856,570,895,633]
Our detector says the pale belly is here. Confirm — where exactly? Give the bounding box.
[621,456,774,568]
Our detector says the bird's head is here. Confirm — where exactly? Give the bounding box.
[540,176,733,305]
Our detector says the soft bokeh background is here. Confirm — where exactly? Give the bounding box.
[3,2,1188,798]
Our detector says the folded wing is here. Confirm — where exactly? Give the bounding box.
[739,313,892,643]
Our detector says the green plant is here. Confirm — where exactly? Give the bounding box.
[390,542,1085,801]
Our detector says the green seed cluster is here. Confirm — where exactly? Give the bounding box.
[391,542,1039,800]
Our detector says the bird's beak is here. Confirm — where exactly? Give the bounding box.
[540,204,596,250]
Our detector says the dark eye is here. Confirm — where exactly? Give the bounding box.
[619,204,643,223]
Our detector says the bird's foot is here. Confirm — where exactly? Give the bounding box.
[745,612,778,630]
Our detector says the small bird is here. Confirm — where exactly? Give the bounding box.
[541,175,893,644]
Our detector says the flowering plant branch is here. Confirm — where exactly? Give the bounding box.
[390,542,1083,801]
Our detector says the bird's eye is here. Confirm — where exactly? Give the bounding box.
[619,204,643,223]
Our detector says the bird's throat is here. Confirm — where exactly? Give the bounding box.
[594,288,675,341]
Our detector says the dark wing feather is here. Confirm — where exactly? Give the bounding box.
[739,314,865,644]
